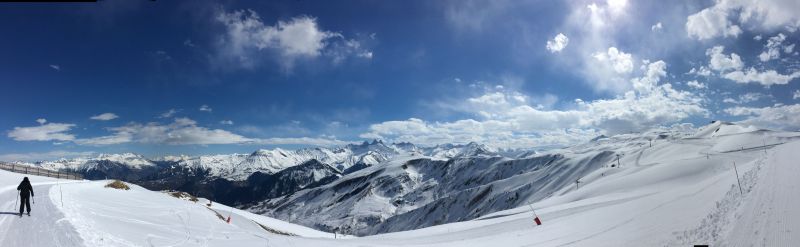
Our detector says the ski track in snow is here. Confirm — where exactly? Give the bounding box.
[0,183,85,247]
[723,141,800,246]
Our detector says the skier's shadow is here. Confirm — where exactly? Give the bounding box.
[0,212,20,215]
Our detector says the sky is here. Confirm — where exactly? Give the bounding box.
[1,0,799,161]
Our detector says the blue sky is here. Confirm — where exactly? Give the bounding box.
[1,0,799,160]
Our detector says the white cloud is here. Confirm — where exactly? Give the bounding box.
[159,109,179,118]
[785,44,795,54]
[606,0,628,14]
[76,118,252,145]
[688,66,713,77]
[183,39,196,47]
[327,38,374,63]
[703,44,800,86]
[739,92,769,102]
[587,61,707,134]
[0,150,95,162]
[725,103,800,130]
[357,51,373,59]
[686,5,742,40]
[753,35,762,41]
[466,91,529,119]
[361,61,707,148]
[49,64,60,71]
[74,117,347,146]
[722,68,800,86]
[90,113,119,121]
[74,132,133,146]
[722,92,770,104]
[686,0,800,40]
[362,84,705,147]
[359,117,600,149]
[593,47,634,74]
[631,60,667,93]
[443,0,511,32]
[686,80,707,89]
[199,105,212,112]
[8,122,76,141]
[651,22,662,31]
[254,137,349,146]
[220,120,234,125]
[706,46,744,72]
[554,0,663,94]
[546,33,569,53]
[36,118,47,125]
[152,50,171,61]
[758,33,786,62]
[794,90,800,100]
[215,9,370,69]
[735,0,800,31]
[217,10,333,57]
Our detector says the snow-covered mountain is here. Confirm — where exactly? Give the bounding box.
[13,140,395,181]
[2,121,800,246]
[6,139,541,207]
[13,139,522,182]
[34,153,156,172]
[420,142,499,159]
[247,122,800,236]
[165,140,398,180]
[250,148,615,235]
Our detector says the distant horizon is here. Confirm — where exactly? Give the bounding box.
[1,137,555,162]
[2,120,769,162]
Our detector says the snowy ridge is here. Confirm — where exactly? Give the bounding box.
[2,121,800,246]
[33,153,155,172]
[12,139,527,181]
[249,122,800,237]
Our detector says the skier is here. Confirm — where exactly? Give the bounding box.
[17,177,34,216]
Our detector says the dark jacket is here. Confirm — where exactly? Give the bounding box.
[17,178,33,197]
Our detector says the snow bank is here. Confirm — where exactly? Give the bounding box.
[55,180,333,247]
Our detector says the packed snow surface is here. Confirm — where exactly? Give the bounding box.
[0,122,798,246]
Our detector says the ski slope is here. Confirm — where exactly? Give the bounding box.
[0,123,799,246]
[723,140,800,246]
[0,172,84,246]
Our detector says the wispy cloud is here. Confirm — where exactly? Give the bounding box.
[546,33,569,53]
[0,150,95,162]
[214,9,372,70]
[183,39,196,47]
[725,104,800,130]
[361,61,707,148]
[199,105,212,112]
[74,117,350,146]
[76,118,250,145]
[159,109,179,118]
[8,121,76,141]
[703,45,800,86]
[686,0,799,40]
[90,112,119,121]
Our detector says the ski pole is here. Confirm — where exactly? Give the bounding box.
[33,195,35,204]
[14,192,18,210]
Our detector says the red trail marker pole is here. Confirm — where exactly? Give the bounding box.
[528,204,542,226]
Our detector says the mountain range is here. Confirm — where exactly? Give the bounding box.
[11,122,790,236]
